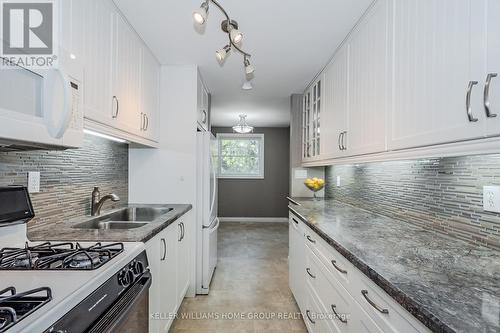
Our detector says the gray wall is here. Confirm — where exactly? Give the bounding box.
[213,127,290,218]
[0,135,128,227]
[325,155,500,249]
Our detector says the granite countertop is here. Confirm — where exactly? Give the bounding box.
[28,204,192,243]
[288,197,499,333]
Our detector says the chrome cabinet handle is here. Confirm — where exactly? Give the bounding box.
[484,73,498,118]
[306,268,316,279]
[466,81,479,122]
[202,110,207,123]
[112,96,119,118]
[181,222,185,241]
[292,218,299,225]
[338,132,342,151]
[305,310,316,324]
[331,259,347,274]
[160,238,167,261]
[361,290,389,314]
[342,131,347,150]
[306,235,316,244]
[331,305,348,323]
[144,114,149,131]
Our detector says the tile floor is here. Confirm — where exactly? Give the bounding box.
[170,222,307,333]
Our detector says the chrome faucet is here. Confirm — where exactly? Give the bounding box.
[91,187,120,216]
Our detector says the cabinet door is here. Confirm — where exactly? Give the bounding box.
[347,0,390,156]
[141,47,160,141]
[197,77,209,131]
[389,0,485,150]
[176,219,190,304]
[310,79,322,158]
[322,44,349,159]
[146,230,164,333]
[159,223,178,332]
[302,91,312,160]
[62,0,114,126]
[112,13,143,135]
[484,0,500,136]
[289,217,306,311]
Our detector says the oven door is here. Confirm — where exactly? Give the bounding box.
[88,271,152,333]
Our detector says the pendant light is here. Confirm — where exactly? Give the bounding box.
[232,115,254,134]
[193,0,254,80]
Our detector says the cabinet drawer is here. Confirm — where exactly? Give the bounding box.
[303,224,353,292]
[289,213,303,233]
[306,251,352,333]
[351,268,430,333]
[304,282,332,333]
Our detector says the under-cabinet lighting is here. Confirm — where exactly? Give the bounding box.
[83,129,127,143]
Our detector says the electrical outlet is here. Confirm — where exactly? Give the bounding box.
[483,186,500,213]
[28,172,40,193]
[336,176,341,187]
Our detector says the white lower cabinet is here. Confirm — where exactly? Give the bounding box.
[289,212,431,333]
[147,214,191,333]
[289,216,306,312]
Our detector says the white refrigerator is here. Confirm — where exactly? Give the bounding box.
[196,131,219,294]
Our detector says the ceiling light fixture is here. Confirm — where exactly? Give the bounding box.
[232,115,254,134]
[242,80,253,90]
[193,0,254,81]
[244,57,254,75]
[192,2,209,25]
[216,45,231,64]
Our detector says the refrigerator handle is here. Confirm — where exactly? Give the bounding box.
[208,153,217,218]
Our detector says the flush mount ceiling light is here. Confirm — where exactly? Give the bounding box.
[232,115,254,134]
[193,0,254,80]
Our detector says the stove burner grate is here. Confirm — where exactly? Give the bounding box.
[0,286,52,333]
[0,242,124,271]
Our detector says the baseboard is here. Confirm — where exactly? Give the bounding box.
[219,217,288,223]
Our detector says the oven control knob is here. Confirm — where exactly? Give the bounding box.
[118,268,134,287]
[131,260,145,275]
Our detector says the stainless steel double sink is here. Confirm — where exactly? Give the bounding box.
[71,207,173,230]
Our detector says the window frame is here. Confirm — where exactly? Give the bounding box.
[216,133,265,179]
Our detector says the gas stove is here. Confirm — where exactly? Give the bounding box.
[0,241,124,270]
[0,287,52,332]
[0,187,150,333]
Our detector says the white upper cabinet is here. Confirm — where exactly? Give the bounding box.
[61,0,160,146]
[141,47,160,142]
[322,44,349,159]
[388,0,484,150]
[347,0,390,156]
[483,0,500,137]
[302,77,323,161]
[197,75,210,131]
[61,0,114,127]
[112,13,143,135]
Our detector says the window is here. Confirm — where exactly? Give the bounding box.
[217,133,264,179]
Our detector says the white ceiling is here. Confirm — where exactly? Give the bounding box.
[114,0,373,127]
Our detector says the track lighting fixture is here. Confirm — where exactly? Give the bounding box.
[192,0,254,81]
[192,2,209,25]
[216,45,231,64]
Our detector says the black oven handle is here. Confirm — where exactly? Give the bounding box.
[87,270,152,333]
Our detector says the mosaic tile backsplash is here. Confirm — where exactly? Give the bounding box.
[0,135,128,227]
[325,155,500,249]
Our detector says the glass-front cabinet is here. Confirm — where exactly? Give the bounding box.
[302,77,322,162]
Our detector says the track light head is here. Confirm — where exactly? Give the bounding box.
[193,2,209,25]
[244,57,255,75]
[216,45,231,64]
[222,20,243,44]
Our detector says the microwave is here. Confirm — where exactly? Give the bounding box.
[0,53,83,151]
